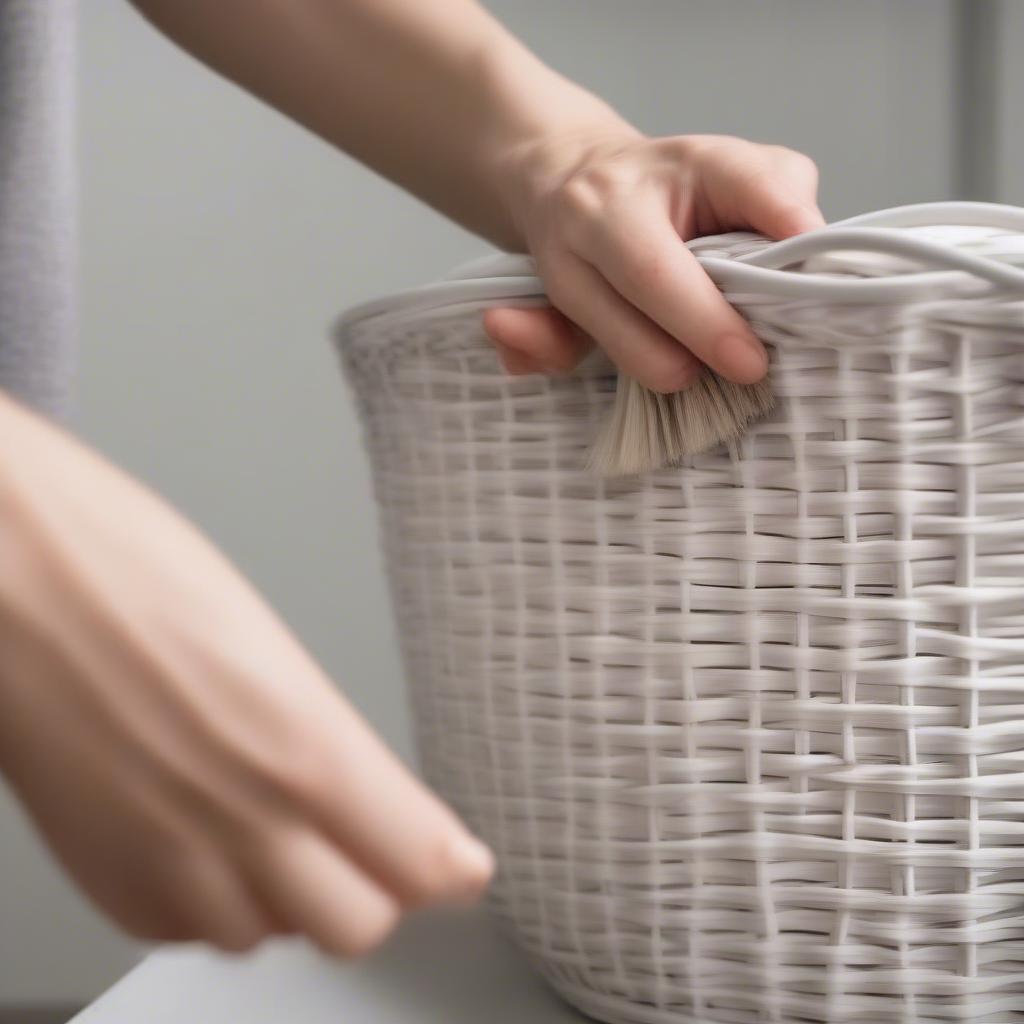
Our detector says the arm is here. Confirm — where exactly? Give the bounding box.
[127,0,621,250]
[129,0,825,390]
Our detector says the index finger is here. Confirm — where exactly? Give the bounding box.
[295,686,494,908]
[588,212,767,384]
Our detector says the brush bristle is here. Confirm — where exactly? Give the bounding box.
[587,372,776,476]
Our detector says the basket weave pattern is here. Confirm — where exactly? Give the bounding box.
[340,206,1024,1024]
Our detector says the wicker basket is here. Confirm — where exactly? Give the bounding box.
[336,202,1024,1024]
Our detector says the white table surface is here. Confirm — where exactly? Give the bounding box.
[72,908,589,1023]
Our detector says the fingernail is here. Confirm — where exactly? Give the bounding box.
[722,332,768,383]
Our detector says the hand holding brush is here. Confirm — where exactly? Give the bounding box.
[142,0,822,475]
[483,133,825,473]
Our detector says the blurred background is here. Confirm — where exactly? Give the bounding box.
[1,0,1020,1017]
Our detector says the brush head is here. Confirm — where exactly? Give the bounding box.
[587,371,776,477]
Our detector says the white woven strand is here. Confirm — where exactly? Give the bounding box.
[338,203,1024,1024]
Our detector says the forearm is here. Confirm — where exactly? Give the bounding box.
[128,0,635,250]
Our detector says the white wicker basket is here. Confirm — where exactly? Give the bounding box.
[336,202,1024,1024]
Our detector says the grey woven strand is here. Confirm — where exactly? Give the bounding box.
[337,202,1024,1024]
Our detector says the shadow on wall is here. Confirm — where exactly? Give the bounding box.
[0,1009,82,1024]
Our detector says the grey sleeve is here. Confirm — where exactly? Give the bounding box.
[0,0,77,419]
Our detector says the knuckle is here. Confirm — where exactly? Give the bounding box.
[770,144,819,180]
[784,144,815,166]
[622,250,670,293]
[256,725,330,808]
[795,151,819,178]
[274,752,324,806]
[561,172,606,218]
[558,161,634,233]
[661,134,696,159]
[186,709,329,823]
[688,133,743,165]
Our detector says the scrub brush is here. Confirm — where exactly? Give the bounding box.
[587,369,776,476]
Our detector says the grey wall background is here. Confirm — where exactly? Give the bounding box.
[0,0,1014,1008]
[992,0,1024,205]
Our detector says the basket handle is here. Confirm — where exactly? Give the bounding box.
[829,199,1024,232]
[337,202,1024,340]
[692,200,1024,302]
[697,226,1024,303]
[741,227,1024,285]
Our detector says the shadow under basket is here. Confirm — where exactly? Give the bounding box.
[334,202,1024,1024]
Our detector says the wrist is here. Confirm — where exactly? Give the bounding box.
[473,36,641,251]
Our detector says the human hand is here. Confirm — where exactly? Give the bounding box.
[0,393,492,955]
[484,132,824,389]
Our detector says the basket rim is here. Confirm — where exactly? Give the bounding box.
[332,200,1024,353]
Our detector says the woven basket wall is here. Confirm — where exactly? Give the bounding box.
[336,202,1024,1024]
